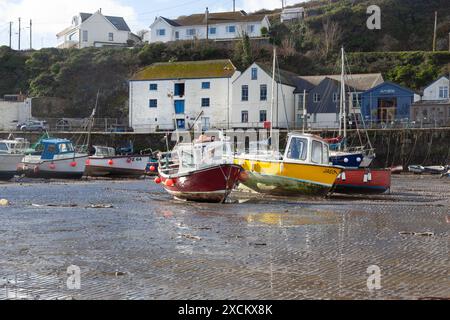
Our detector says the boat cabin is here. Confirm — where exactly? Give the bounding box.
[284,133,330,165]
[36,139,75,160]
[0,138,30,154]
[92,146,116,157]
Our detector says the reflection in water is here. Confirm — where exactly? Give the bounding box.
[246,211,339,227]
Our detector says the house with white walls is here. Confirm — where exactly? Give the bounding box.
[0,95,32,131]
[56,9,140,48]
[231,62,297,129]
[129,59,240,133]
[421,76,449,101]
[149,10,270,43]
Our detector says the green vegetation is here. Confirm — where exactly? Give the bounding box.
[0,0,449,118]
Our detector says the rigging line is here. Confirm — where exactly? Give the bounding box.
[344,53,373,150]
[275,56,290,131]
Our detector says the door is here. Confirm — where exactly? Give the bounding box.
[174,100,185,114]
[176,119,185,129]
[377,98,397,122]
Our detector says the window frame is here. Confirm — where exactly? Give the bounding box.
[259,110,267,122]
[82,30,88,42]
[241,85,249,101]
[313,93,321,103]
[226,25,236,33]
[201,82,210,89]
[149,99,158,108]
[201,98,210,107]
[260,84,267,101]
[311,140,323,164]
[108,32,114,41]
[149,83,158,91]
[241,111,249,123]
[156,29,166,36]
[251,68,258,80]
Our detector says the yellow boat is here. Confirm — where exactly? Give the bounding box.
[235,132,343,196]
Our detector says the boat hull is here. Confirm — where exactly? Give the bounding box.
[333,168,391,194]
[85,155,155,177]
[159,164,243,203]
[236,158,342,196]
[18,155,88,179]
[0,154,24,180]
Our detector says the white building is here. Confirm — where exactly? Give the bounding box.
[129,59,240,133]
[421,76,449,101]
[0,96,32,131]
[231,62,297,129]
[149,10,270,43]
[280,7,305,23]
[56,9,140,49]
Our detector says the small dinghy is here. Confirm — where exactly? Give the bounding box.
[408,165,425,174]
[390,165,403,174]
[423,166,447,175]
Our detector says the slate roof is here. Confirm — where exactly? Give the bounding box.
[255,63,298,87]
[80,12,131,31]
[294,73,384,93]
[131,59,236,81]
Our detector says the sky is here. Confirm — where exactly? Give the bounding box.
[0,0,304,49]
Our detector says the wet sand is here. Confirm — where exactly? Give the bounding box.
[0,175,449,300]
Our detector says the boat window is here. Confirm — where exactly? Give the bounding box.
[0,143,8,152]
[47,144,57,153]
[311,141,323,164]
[287,137,308,160]
[322,143,329,164]
[59,143,69,152]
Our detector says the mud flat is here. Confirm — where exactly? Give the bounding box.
[0,175,449,300]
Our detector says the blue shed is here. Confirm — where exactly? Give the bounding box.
[361,81,414,123]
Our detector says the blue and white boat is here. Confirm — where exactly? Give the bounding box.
[18,138,88,179]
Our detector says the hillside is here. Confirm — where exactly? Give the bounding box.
[0,0,450,118]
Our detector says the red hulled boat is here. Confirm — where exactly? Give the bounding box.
[156,133,243,203]
[333,168,391,194]
[158,164,243,203]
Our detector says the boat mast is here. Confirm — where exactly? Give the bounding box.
[86,89,99,153]
[270,47,276,146]
[340,47,347,151]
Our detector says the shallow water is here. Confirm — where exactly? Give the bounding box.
[0,175,449,300]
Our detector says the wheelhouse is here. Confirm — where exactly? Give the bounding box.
[38,139,75,160]
[284,133,330,165]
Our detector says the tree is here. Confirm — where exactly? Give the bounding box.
[321,17,341,58]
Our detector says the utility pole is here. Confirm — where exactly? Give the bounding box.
[9,22,12,48]
[232,0,235,12]
[29,19,32,50]
[205,7,209,40]
[281,0,285,9]
[432,11,437,52]
[18,17,21,51]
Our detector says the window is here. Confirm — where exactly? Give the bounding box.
[439,86,449,99]
[311,141,323,164]
[149,84,158,91]
[260,85,267,101]
[259,110,267,122]
[149,99,157,108]
[313,93,321,103]
[241,111,249,123]
[247,25,255,33]
[108,33,114,41]
[226,25,236,33]
[201,98,210,107]
[333,92,340,102]
[0,143,8,152]
[251,68,258,80]
[297,93,307,110]
[322,144,329,164]
[175,31,179,39]
[186,29,196,36]
[209,27,216,35]
[82,30,88,42]
[352,93,362,108]
[201,82,210,89]
[201,117,210,130]
[241,85,249,101]
[156,29,165,36]
[287,137,307,160]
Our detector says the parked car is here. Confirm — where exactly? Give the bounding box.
[19,120,48,132]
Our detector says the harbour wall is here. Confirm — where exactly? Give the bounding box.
[2,128,450,167]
